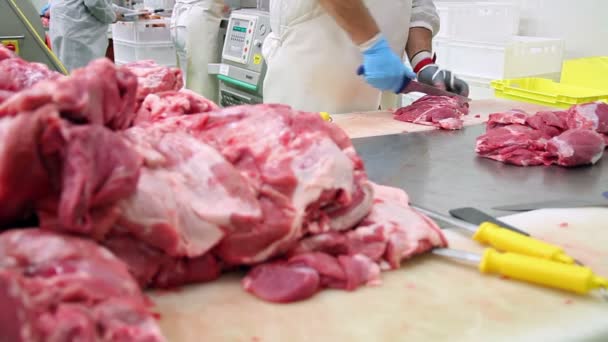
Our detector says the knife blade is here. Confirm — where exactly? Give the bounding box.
[494,200,608,212]
[356,66,471,102]
[449,207,529,236]
[401,80,471,102]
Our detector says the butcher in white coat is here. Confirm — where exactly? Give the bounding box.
[170,0,226,102]
[262,0,469,114]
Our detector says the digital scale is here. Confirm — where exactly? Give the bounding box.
[0,0,66,73]
[209,8,270,107]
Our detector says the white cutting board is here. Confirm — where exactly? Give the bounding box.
[151,208,608,342]
[332,99,552,139]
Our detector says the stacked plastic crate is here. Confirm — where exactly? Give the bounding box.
[111,19,177,67]
[433,2,565,99]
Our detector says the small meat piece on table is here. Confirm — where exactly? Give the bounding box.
[476,102,608,167]
[486,109,529,129]
[475,124,549,166]
[243,183,447,303]
[394,95,470,130]
[0,229,165,342]
[545,128,606,167]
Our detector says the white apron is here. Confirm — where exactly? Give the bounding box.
[170,0,225,102]
[262,0,412,114]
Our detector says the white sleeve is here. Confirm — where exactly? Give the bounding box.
[410,0,440,36]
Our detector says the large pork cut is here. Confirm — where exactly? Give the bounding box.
[394,95,470,130]
[0,230,165,342]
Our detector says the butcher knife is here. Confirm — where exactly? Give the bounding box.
[493,199,608,212]
[413,205,577,264]
[356,66,471,102]
[432,248,608,296]
[449,207,528,236]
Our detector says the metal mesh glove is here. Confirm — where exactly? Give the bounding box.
[411,51,469,97]
[417,64,470,97]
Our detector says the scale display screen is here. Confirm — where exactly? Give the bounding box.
[224,18,252,62]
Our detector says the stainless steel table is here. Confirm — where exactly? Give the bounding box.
[353,125,608,218]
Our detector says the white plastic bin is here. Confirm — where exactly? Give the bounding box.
[113,41,177,67]
[111,19,172,44]
[435,2,520,43]
[433,36,565,81]
[143,0,175,10]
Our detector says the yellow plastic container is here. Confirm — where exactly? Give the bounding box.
[491,77,608,108]
[561,56,608,92]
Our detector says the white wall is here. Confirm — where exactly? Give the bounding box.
[435,0,608,59]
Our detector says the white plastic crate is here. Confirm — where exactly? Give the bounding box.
[113,41,177,67]
[435,2,520,43]
[433,36,565,81]
[143,0,175,10]
[111,19,172,44]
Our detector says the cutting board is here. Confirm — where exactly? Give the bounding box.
[150,208,608,342]
[332,99,552,139]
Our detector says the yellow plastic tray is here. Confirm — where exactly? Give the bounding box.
[491,77,608,108]
[561,56,608,92]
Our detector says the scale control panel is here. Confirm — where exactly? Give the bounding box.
[222,11,268,70]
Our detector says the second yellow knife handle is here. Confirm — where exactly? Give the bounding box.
[473,222,575,264]
[479,248,608,294]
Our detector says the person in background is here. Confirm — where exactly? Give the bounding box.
[49,0,117,72]
[170,0,227,102]
[262,0,469,114]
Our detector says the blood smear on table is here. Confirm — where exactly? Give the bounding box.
[559,222,569,228]
[564,299,574,305]
[474,114,481,118]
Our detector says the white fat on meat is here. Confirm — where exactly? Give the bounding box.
[357,183,447,264]
[119,129,261,258]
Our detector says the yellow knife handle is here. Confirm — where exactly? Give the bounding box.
[479,248,608,294]
[319,112,332,122]
[473,222,575,264]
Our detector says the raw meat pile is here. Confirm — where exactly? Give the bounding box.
[0,47,61,103]
[0,45,447,340]
[0,230,164,342]
[394,95,470,130]
[476,103,608,167]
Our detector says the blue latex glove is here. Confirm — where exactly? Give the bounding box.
[358,36,416,93]
[40,3,51,16]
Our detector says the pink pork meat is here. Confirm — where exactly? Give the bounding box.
[134,89,219,125]
[476,103,607,167]
[0,104,142,234]
[545,128,606,167]
[243,183,448,303]
[475,124,549,166]
[394,95,470,130]
[122,60,184,102]
[116,123,261,259]
[182,104,375,265]
[0,45,62,104]
[0,59,138,130]
[0,229,165,342]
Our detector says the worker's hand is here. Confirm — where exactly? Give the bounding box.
[114,12,124,22]
[358,34,416,93]
[417,64,470,97]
